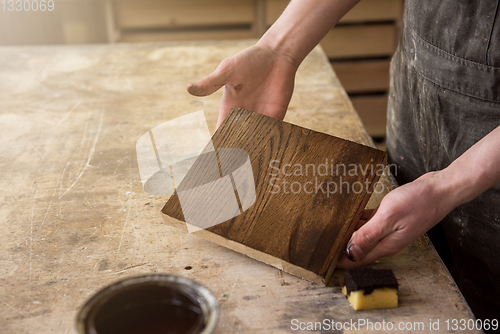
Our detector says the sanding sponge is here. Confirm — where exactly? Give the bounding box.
[342,268,398,310]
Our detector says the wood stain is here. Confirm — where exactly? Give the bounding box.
[74,274,218,334]
[95,300,203,334]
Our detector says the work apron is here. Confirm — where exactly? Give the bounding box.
[386,0,500,321]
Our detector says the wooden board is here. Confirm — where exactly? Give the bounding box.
[332,59,391,93]
[162,107,386,285]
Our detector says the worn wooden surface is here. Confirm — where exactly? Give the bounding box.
[0,40,477,333]
[162,107,386,285]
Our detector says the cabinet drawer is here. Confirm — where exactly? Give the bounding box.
[266,0,403,26]
[320,24,396,59]
[332,59,391,93]
[341,0,403,23]
[351,95,388,137]
[115,0,254,29]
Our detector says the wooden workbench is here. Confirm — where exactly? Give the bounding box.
[0,40,478,333]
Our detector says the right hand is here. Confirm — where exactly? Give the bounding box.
[337,171,457,268]
[187,45,299,128]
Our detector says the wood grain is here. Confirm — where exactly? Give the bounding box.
[162,107,386,284]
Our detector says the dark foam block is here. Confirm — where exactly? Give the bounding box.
[343,268,399,310]
[344,268,398,294]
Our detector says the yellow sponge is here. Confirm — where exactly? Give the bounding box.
[343,268,398,311]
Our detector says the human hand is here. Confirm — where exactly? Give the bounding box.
[187,45,299,128]
[337,171,457,267]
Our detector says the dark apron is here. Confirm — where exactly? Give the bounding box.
[386,0,500,321]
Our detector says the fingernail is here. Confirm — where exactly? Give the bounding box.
[346,238,356,262]
[346,239,364,262]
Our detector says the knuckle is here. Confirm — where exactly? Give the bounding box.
[375,206,394,224]
[360,231,378,248]
[218,57,232,71]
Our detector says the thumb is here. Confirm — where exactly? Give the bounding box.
[345,213,392,263]
[187,67,227,97]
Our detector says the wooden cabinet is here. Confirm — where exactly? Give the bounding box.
[105,0,402,142]
[330,0,401,144]
[267,0,402,25]
[0,0,402,144]
[114,0,256,42]
[267,0,402,143]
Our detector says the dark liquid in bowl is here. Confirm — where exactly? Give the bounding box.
[95,301,204,334]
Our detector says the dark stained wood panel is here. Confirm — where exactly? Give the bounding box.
[162,107,386,285]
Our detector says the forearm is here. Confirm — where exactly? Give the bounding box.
[257,0,360,67]
[439,125,500,208]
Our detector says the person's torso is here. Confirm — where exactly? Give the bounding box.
[403,0,500,102]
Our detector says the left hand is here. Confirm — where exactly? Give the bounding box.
[337,171,456,267]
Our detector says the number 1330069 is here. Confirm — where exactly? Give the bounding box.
[2,0,54,11]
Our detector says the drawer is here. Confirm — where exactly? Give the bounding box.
[115,0,254,29]
[332,59,391,93]
[320,24,396,59]
[266,0,403,26]
[351,95,388,137]
[340,0,403,23]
